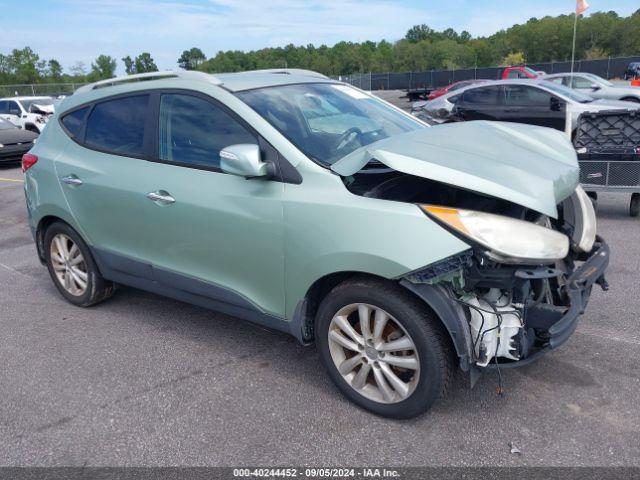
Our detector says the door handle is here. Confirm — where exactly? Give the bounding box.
[146,190,175,205]
[61,175,83,186]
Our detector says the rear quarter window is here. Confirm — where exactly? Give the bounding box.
[61,107,90,139]
[84,95,150,157]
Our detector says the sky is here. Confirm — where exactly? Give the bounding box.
[0,0,637,73]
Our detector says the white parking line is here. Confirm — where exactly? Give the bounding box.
[576,328,640,346]
[0,262,31,278]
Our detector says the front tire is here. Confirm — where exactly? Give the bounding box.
[315,277,453,418]
[44,222,115,307]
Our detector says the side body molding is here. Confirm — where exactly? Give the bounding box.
[90,247,300,338]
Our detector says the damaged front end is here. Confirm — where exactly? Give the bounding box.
[332,123,610,383]
[400,188,609,382]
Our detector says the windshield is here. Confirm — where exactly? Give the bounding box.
[21,98,54,111]
[524,67,539,76]
[236,83,425,166]
[539,81,594,103]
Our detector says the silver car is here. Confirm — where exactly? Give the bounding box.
[543,72,640,103]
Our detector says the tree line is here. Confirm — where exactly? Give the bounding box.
[0,50,158,85]
[1,9,638,86]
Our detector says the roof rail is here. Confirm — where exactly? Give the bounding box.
[236,68,329,79]
[74,71,221,95]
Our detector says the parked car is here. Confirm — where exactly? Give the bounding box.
[0,96,56,133]
[427,79,490,100]
[413,79,640,218]
[499,66,540,79]
[623,62,640,80]
[413,79,640,132]
[544,72,640,103]
[24,70,609,418]
[0,117,38,164]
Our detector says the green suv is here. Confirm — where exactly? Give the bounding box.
[23,69,609,418]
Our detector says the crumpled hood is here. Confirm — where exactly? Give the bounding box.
[31,103,55,115]
[331,121,579,218]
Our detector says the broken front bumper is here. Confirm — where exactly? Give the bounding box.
[481,236,610,370]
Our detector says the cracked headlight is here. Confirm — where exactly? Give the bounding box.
[420,205,569,264]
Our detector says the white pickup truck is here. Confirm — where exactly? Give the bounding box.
[0,96,56,133]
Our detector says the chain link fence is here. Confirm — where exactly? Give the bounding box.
[0,82,87,97]
[339,55,640,91]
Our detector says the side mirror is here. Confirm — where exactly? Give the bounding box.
[550,97,563,112]
[220,144,270,178]
[590,84,601,91]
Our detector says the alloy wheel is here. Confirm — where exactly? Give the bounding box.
[50,233,88,296]
[327,303,420,404]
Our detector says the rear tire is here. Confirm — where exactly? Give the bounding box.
[315,277,454,418]
[44,222,115,307]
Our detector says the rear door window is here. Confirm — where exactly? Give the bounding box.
[84,95,150,157]
[571,76,594,89]
[546,77,565,85]
[158,93,257,170]
[462,86,500,105]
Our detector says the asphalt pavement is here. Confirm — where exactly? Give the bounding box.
[0,161,639,466]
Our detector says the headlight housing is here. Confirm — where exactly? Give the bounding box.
[420,205,569,264]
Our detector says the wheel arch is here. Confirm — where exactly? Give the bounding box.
[35,215,82,264]
[291,271,470,371]
[24,123,40,133]
[290,270,382,344]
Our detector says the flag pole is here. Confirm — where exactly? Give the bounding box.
[571,11,578,74]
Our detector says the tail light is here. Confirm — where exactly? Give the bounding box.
[22,153,38,173]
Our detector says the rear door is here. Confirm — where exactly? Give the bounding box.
[56,94,153,265]
[455,85,502,121]
[500,85,565,130]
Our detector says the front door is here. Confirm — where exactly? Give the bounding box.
[500,85,565,131]
[135,92,286,318]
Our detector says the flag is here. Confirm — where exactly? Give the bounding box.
[576,0,590,15]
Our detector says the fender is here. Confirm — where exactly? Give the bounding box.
[399,281,473,371]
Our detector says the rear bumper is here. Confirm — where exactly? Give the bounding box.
[482,236,610,370]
